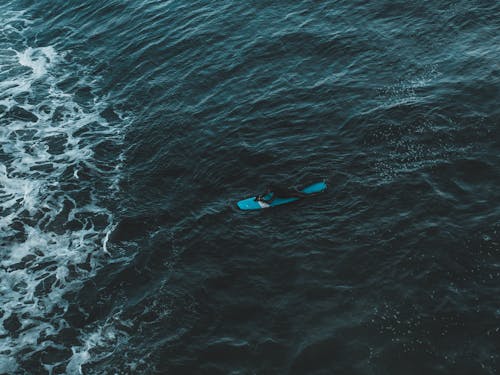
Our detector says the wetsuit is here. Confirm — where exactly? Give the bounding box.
[256,184,308,203]
[267,184,308,199]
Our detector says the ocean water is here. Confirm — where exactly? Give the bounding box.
[0,0,499,374]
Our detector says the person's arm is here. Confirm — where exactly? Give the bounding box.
[267,195,276,203]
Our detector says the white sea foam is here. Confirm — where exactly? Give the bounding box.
[16,46,57,79]
[67,314,131,375]
[0,12,127,373]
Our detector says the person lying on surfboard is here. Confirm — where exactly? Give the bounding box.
[254,184,310,204]
[237,181,326,210]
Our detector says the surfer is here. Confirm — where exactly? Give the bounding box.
[255,184,309,204]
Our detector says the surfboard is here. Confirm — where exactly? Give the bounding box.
[237,181,327,210]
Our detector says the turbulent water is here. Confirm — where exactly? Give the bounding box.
[0,1,499,374]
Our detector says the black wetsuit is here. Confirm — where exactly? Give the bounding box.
[267,184,308,198]
[255,184,308,203]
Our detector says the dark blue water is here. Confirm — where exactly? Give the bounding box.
[1,1,499,374]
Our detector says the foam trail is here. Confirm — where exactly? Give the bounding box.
[0,11,127,373]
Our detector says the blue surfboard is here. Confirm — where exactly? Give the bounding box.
[237,181,327,210]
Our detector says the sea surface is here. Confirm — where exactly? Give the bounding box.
[0,1,499,374]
